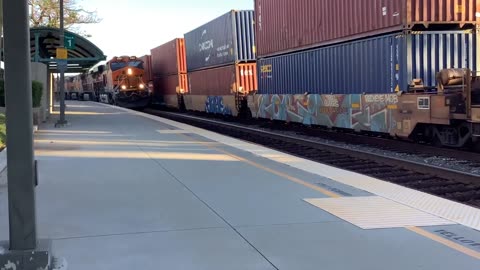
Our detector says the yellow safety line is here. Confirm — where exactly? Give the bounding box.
[179,134,341,198]
[220,148,341,198]
[407,227,480,260]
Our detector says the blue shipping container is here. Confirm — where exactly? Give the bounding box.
[184,10,255,72]
[258,30,479,95]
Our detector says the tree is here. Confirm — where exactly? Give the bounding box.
[28,0,100,36]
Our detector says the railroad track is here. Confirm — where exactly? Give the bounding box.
[187,110,480,168]
[146,109,480,208]
[264,121,480,168]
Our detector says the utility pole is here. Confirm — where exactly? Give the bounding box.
[56,0,67,126]
[0,1,52,269]
[0,0,3,80]
[3,0,36,251]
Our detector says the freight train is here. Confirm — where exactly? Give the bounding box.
[75,1,480,150]
[65,56,152,109]
[145,2,480,150]
[155,65,480,150]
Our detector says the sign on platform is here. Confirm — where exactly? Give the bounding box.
[64,34,75,49]
[56,48,68,59]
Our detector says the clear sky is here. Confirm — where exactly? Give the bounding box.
[79,0,254,61]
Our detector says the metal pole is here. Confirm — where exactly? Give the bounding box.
[57,0,66,125]
[3,0,37,250]
[0,0,3,80]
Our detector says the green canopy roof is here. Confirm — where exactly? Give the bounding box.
[1,27,107,73]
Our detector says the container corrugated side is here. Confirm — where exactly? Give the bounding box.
[255,0,480,57]
[258,30,478,95]
[139,55,152,83]
[406,31,479,88]
[234,10,256,63]
[188,63,257,96]
[151,38,186,76]
[235,63,258,93]
[188,64,236,96]
[184,10,255,72]
[407,0,480,26]
[153,74,188,97]
[177,39,187,74]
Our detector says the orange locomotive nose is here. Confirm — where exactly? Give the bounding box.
[110,57,147,91]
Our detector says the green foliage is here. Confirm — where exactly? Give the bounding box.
[0,80,43,107]
[0,114,5,149]
[29,0,101,36]
[31,81,43,107]
[0,80,43,148]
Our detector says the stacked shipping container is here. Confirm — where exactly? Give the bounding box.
[184,10,255,71]
[150,38,188,108]
[184,10,258,116]
[186,63,258,114]
[252,0,480,132]
[255,0,480,57]
[258,30,479,95]
[139,55,153,85]
[151,38,187,75]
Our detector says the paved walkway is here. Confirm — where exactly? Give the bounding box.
[1,101,480,270]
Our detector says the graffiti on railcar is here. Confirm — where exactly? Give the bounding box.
[205,96,233,115]
[353,94,398,132]
[253,94,399,133]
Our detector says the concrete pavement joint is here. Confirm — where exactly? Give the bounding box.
[50,226,229,241]
[233,220,343,229]
[139,145,280,270]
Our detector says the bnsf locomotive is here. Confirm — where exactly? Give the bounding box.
[66,56,152,109]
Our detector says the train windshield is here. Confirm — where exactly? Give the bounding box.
[128,61,144,69]
[110,61,144,71]
[110,62,127,71]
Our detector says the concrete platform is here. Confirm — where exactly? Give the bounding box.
[1,101,480,269]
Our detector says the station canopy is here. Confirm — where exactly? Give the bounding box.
[4,27,107,73]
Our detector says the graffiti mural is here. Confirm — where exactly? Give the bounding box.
[353,94,398,132]
[253,94,398,133]
[205,96,233,115]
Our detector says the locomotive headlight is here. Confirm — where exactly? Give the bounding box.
[139,84,144,89]
[128,68,132,75]
[121,85,127,90]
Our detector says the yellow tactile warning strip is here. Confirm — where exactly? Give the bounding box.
[97,102,480,260]
[304,197,455,229]
[406,227,480,260]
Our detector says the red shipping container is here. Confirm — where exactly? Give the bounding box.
[139,55,153,84]
[153,74,189,96]
[151,38,187,76]
[188,63,258,96]
[255,0,480,57]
